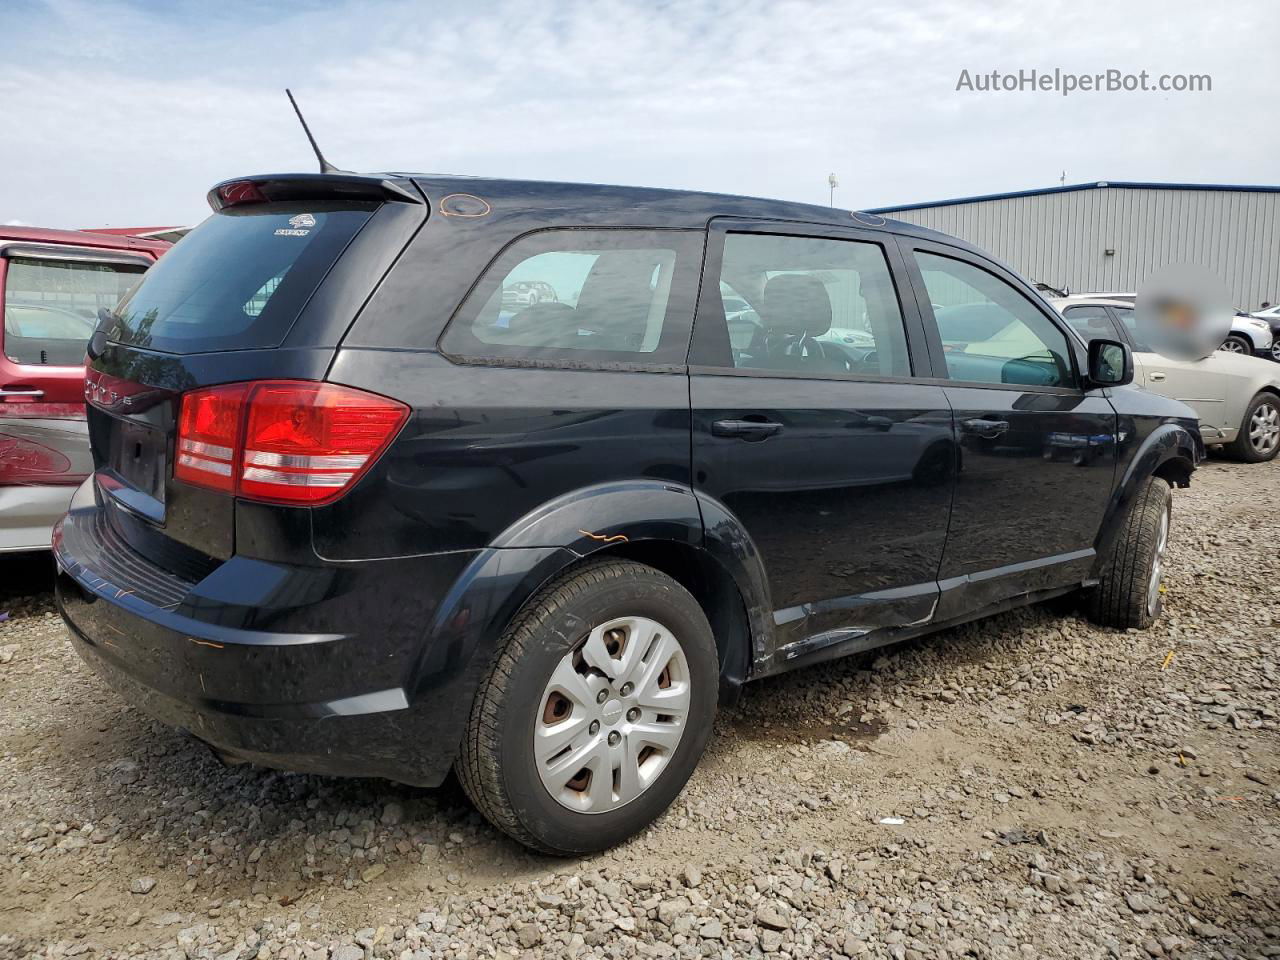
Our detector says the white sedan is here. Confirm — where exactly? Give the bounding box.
[1050,297,1280,462]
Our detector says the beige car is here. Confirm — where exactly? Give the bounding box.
[1049,296,1280,462]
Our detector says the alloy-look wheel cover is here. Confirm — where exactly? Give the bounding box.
[1147,504,1170,616]
[1221,338,1248,354]
[1249,400,1280,457]
[534,616,691,813]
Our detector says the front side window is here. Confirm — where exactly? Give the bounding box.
[709,232,911,377]
[441,229,700,366]
[1062,304,1121,343]
[915,252,1074,388]
[3,256,147,365]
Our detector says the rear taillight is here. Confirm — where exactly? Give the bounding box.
[175,380,409,505]
[176,383,246,493]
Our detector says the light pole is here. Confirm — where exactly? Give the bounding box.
[828,173,839,207]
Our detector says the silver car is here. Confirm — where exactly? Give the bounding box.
[1052,296,1280,462]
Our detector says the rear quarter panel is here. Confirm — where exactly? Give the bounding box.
[318,351,692,560]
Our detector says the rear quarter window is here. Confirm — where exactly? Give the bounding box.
[105,203,375,354]
[440,229,703,367]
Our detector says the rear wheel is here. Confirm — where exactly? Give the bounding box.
[1225,392,1280,463]
[1086,476,1172,630]
[1221,334,1251,354]
[457,559,717,855]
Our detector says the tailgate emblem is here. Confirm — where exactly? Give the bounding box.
[275,213,314,237]
[85,381,125,407]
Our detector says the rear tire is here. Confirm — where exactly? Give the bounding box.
[1086,476,1172,630]
[1225,392,1280,463]
[456,559,717,855]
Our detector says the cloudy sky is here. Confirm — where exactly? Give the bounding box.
[2,0,1277,229]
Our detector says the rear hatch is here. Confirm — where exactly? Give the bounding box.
[84,174,426,570]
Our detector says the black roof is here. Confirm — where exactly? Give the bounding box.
[409,172,957,239]
[212,170,971,250]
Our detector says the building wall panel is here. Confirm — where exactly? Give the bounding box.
[883,187,1280,309]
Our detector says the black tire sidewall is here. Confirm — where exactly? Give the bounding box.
[1145,496,1172,624]
[1234,394,1280,463]
[497,573,717,855]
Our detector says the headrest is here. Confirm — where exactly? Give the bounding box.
[762,274,832,337]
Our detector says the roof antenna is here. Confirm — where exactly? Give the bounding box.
[286,88,343,174]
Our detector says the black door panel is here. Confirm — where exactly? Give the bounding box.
[692,373,954,648]
[936,386,1117,616]
[898,237,1119,615]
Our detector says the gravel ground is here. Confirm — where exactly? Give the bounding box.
[2,457,1278,960]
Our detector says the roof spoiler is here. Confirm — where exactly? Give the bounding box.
[206,173,422,212]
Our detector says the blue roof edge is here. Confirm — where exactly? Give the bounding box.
[867,180,1280,214]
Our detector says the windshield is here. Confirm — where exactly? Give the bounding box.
[106,202,375,354]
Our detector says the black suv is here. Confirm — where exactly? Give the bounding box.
[55,172,1203,855]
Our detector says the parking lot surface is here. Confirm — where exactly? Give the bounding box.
[2,459,1277,960]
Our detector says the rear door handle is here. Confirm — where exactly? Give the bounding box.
[960,418,1009,438]
[1148,372,1166,381]
[711,419,783,441]
[0,387,45,399]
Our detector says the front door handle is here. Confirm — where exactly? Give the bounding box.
[712,418,783,441]
[0,387,45,399]
[1148,372,1166,382]
[960,417,1009,438]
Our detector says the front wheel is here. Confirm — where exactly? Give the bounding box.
[1086,476,1172,629]
[1225,392,1280,463]
[457,559,718,855]
[1220,334,1252,354]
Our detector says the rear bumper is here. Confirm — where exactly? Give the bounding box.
[53,485,480,786]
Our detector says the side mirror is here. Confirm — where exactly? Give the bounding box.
[1086,338,1133,388]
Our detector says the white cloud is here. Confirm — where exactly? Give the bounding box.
[1,0,1277,228]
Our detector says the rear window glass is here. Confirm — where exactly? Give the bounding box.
[440,229,702,366]
[105,203,375,354]
[3,257,146,365]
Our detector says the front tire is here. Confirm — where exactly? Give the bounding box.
[1225,392,1280,463]
[1220,334,1251,354]
[1218,335,1249,355]
[457,559,717,855]
[1086,476,1172,630]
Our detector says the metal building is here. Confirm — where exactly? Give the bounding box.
[868,181,1280,311]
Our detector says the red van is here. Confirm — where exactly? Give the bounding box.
[1,227,169,551]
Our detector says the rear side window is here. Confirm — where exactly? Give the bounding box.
[1062,304,1121,343]
[106,203,375,354]
[3,256,146,365]
[709,232,911,378]
[915,252,1074,388]
[441,229,702,366]
[1110,305,1150,351]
